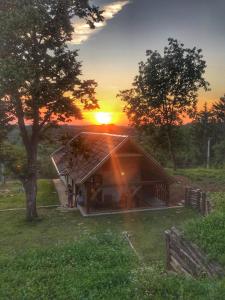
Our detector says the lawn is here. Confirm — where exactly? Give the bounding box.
[3,205,225,300]
[0,207,197,299]
[0,232,139,300]
[173,168,225,191]
[0,207,196,263]
[0,179,59,209]
[2,172,225,299]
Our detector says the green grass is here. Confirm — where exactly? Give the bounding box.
[184,212,225,267]
[182,186,225,269]
[0,179,59,209]
[210,192,225,212]
[173,168,225,184]
[0,232,139,300]
[2,175,225,299]
[1,206,220,300]
[135,264,225,300]
[0,207,197,264]
[174,168,225,181]
[1,211,225,299]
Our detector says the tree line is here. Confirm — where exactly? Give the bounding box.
[134,100,225,169]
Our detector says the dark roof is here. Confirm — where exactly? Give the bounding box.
[51,132,129,184]
[51,132,174,185]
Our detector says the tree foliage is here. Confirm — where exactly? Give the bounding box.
[0,100,13,142]
[212,95,225,123]
[119,38,210,169]
[0,0,103,220]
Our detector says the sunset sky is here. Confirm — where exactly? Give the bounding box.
[69,0,225,125]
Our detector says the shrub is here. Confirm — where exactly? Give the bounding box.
[135,264,225,300]
[184,212,225,266]
[210,192,225,213]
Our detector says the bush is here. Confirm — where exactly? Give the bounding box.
[210,192,225,212]
[135,264,225,300]
[184,212,225,266]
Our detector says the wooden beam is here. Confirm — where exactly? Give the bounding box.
[100,181,165,188]
[113,153,143,158]
[131,185,142,197]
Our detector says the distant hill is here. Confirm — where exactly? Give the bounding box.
[51,124,135,137]
[8,124,135,145]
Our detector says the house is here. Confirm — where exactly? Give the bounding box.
[51,132,174,215]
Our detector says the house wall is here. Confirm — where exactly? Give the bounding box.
[97,156,142,186]
[73,140,170,213]
[88,155,168,210]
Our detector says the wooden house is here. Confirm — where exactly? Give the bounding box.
[51,132,174,215]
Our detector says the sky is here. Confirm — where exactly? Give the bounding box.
[69,0,225,125]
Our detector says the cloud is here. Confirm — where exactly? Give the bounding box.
[71,1,130,45]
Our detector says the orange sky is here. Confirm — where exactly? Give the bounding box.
[72,69,224,126]
[69,0,225,126]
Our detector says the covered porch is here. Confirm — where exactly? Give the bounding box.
[80,180,170,215]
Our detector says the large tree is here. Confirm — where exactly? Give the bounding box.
[0,0,103,220]
[118,38,209,169]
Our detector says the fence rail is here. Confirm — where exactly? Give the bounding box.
[165,227,224,278]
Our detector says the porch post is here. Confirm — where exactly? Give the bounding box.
[85,184,90,214]
[72,180,76,207]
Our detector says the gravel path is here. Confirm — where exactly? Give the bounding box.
[52,179,68,207]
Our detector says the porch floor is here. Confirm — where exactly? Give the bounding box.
[78,204,183,217]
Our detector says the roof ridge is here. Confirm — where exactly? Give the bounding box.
[80,132,128,138]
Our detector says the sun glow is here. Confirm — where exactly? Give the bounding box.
[95,112,112,124]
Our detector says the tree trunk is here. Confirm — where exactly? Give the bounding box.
[24,175,38,221]
[166,127,177,171]
[23,147,38,221]
[0,163,6,185]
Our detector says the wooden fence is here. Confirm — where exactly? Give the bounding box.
[165,227,224,278]
[185,187,212,216]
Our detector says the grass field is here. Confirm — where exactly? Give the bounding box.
[1,172,225,299]
[173,168,225,191]
[0,206,197,299]
[1,232,139,300]
[0,179,59,209]
[0,206,196,263]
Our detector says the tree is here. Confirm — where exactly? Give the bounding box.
[0,0,103,220]
[212,95,225,123]
[191,103,214,167]
[118,38,209,170]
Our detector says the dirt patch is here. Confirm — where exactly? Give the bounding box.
[170,175,225,205]
[170,175,192,206]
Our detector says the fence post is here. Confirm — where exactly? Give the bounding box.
[165,230,171,270]
[195,189,200,213]
[201,192,206,216]
[185,188,210,217]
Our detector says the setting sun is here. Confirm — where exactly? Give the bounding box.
[95,112,112,124]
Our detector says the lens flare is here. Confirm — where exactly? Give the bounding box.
[95,112,112,124]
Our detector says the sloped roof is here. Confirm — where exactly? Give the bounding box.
[51,132,174,185]
[51,132,129,184]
